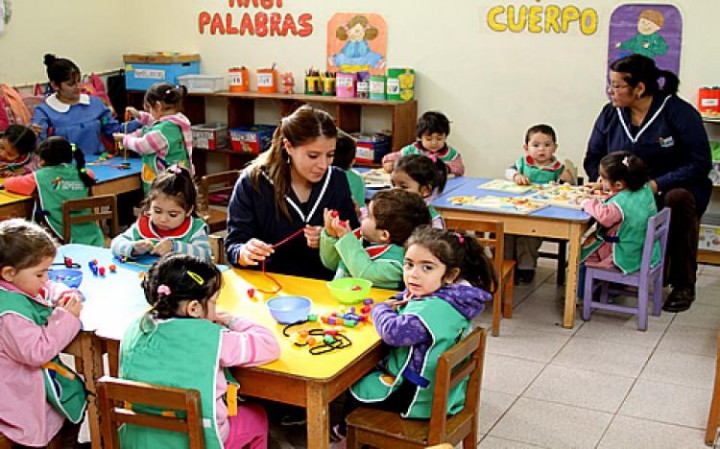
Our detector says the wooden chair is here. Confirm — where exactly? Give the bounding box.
[197,170,241,233]
[705,330,720,446]
[61,194,119,245]
[346,327,487,449]
[447,218,515,336]
[97,376,206,449]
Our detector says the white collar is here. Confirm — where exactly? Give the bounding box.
[45,93,91,113]
[616,95,672,144]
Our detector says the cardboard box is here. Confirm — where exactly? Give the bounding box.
[229,125,276,154]
[191,123,228,150]
[123,53,200,91]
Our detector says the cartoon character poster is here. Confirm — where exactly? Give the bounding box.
[327,13,387,75]
[608,4,682,75]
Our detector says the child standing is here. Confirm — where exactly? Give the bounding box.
[391,154,448,229]
[382,111,465,176]
[4,136,105,246]
[0,219,85,447]
[111,165,211,262]
[332,129,365,212]
[0,124,39,176]
[320,189,431,289]
[119,253,280,449]
[349,225,494,419]
[114,82,193,192]
[580,152,660,274]
[504,124,575,284]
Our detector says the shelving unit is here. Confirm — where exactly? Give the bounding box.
[127,90,417,176]
[699,117,720,265]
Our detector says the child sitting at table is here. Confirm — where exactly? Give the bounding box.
[580,151,659,274]
[4,136,105,246]
[332,129,365,217]
[113,82,193,193]
[391,154,448,229]
[335,226,494,438]
[504,124,575,284]
[0,219,85,448]
[0,124,40,176]
[320,188,431,289]
[382,111,465,176]
[119,253,280,449]
[111,165,212,262]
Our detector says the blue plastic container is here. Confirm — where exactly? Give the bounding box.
[48,269,83,289]
[266,296,312,324]
[124,53,201,91]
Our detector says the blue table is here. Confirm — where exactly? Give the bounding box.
[86,155,143,196]
[355,167,468,201]
[432,177,592,329]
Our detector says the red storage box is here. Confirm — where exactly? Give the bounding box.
[229,125,276,154]
[191,123,228,150]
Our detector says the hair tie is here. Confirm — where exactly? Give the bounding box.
[455,232,465,244]
[167,164,182,174]
[186,271,205,286]
[80,168,87,173]
[427,153,438,163]
[622,156,630,167]
[157,284,171,296]
[165,88,172,96]
[71,144,77,152]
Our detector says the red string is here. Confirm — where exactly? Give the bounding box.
[255,227,306,294]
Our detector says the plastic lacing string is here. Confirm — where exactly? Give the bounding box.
[256,227,306,294]
[282,321,352,355]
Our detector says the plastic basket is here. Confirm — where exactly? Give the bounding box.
[177,75,225,93]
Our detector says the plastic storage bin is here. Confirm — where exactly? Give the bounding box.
[177,74,225,93]
[123,53,200,91]
[353,132,392,164]
[229,125,276,154]
[191,123,228,150]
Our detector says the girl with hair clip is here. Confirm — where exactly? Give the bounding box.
[0,124,40,176]
[4,136,104,246]
[391,154,449,229]
[119,253,280,449]
[225,105,359,280]
[113,81,193,193]
[347,225,495,423]
[0,219,85,448]
[32,54,139,158]
[580,151,661,276]
[111,165,211,262]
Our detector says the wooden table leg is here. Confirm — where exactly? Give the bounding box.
[563,224,583,329]
[305,382,330,449]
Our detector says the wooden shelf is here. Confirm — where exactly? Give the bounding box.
[698,249,720,265]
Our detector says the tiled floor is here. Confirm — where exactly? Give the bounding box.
[269,259,720,448]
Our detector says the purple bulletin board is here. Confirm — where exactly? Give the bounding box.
[608,4,682,75]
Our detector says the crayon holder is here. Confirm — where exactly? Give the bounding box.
[257,68,277,93]
[229,67,249,92]
[335,72,357,98]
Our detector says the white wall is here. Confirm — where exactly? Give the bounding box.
[2,0,717,178]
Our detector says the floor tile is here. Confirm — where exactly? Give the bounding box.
[478,389,518,437]
[483,354,545,395]
[524,365,635,413]
[658,323,717,357]
[619,379,711,428]
[551,337,654,378]
[640,350,715,390]
[489,397,612,449]
[574,311,669,348]
[672,303,720,330]
[479,435,549,448]
[598,415,708,449]
[508,301,581,335]
[485,322,571,363]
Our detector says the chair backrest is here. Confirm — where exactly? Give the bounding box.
[197,170,241,212]
[445,218,503,290]
[427,327,487,443]
[97,376,206,449]
[640,207,671,276]
[61,194,119,244]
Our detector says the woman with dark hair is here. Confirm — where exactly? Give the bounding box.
[584,54,712,313]
[224,105,360,279]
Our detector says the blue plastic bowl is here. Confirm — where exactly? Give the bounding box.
[48,269,83,289]
[266,296,312,324]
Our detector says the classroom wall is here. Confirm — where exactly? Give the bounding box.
[1,0,717,178]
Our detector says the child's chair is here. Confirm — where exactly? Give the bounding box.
[447,218,515,336]
[345,327,487,449]
[706,330,720,446]
[62,194,119,246]
[581,208,671,331]
[97,376,206,449]
[197,170,241,233]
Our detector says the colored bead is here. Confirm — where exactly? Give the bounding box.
[325,329,339,337]
[361,305,372,314]
[328,317,336,325]
[321,316,330,324]
[98,266,106,276]
[108,264,117,272]
[298,330,309,338]
[363,298,374,305]
[247,288,255,299]
[344,320,357,327]
[323,335,334,344]
[307,336,316,346]
[92,259,98,265]
[307,314,318,322]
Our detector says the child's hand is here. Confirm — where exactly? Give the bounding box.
[238,238,273,266]
[382,161,395,173]
[30,123,43,135]
[332,217,352,239]
[386,298,408,311]
[323,208,339,238]
[59,293,83,318]
[132,240,154,255]
[152,239,174,256]
[513,173,530,185]
[112,132,126,142]
[213,311,235,327]
[304,225,322,249]
[126,107,141,120]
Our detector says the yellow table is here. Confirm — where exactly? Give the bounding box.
[218,268,396,449]
[0,178,33,220]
